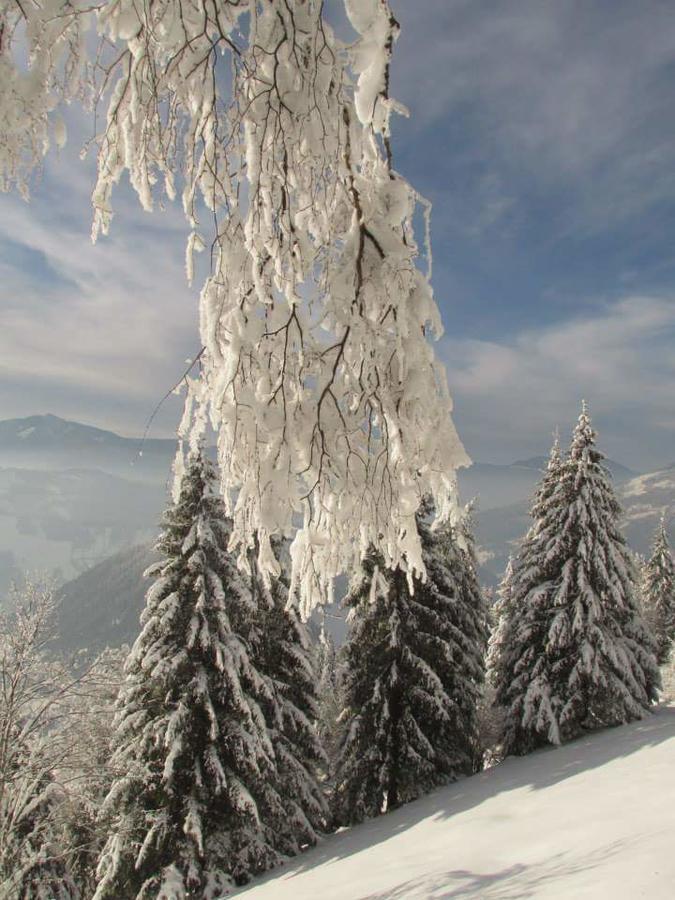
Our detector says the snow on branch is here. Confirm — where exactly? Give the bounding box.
[0,0,470,614]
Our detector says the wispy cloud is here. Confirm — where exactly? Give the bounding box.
[0,147,198,436]
[1,2,675,472]
[443,295,675,469]
[392,0,675,232]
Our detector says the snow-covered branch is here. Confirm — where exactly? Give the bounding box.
[0,0,469,614]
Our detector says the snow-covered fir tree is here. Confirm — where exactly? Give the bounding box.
[481,556,516,753]
[495,404,659,756]
[249,544,328,855]
[488,435,563,754]
[94,450,281,898]
[641,518,675,665]
[332,499,488,825]
[315,623,345,784]
[316,625,339,721]
[2,733,78,900]
[486,555,516,696]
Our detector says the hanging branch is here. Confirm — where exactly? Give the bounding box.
[0,0,469,615]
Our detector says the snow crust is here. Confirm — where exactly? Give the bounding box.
[234,706,675,899]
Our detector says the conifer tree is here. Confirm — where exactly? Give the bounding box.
[641,518,675,665]
[250,548,328,855]
[3,735,78,900]
[490,436,564,755]
[496,405,659,756]
[333,500,488,825]
[486,555,516,692]
[94,451,281,899]
[315,624,344,783]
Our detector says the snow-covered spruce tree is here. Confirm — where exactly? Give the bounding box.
[641,518,675,666]
[333,500,488,825]
[315,624,345,783]
[248,542,328,855]
[481,555,516,753]
[496,405,660,756]
[0,0,468,614]
[489,436,564,755]
[485,555,516,698]
[94,450,281,898]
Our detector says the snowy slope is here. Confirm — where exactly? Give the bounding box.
[235,706,675,900]
[0,466,166,581]
[623,466,675,531]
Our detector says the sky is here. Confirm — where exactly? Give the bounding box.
[1,0,675,471]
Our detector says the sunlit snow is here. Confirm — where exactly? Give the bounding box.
[234,707,675,900]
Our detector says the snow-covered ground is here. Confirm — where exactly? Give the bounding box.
[235,705,675,899]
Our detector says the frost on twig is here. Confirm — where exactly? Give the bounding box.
[0,0,469,615]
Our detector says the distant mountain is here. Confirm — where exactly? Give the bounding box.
[513,455,637,483]
[457,455,636,512]
[0,413,661,624]
[0,414,176,484]
[0,415,181,583]
[0,465,167,581]
[52,542,333,657]
[49,462,675,656]
[53,543,157,656]
[474,465,674,589]
[0,550,22,600]
[457,462,544,511]
[622,466,675,550]
[473,498,530,588]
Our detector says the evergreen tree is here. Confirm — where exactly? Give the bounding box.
[3,734,78,900]
[486,555,515,694]
[496,404,659,756]
[94,451,281,899]
[250,547,328,855]
[641,518,675,665]
[316,625,338,725]
[315,623,344,784]
[490,436,564,755]
[333,500,488,825]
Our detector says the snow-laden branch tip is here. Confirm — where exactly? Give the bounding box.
[0,0,470,615]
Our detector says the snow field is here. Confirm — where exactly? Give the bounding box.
[234,705,675,899]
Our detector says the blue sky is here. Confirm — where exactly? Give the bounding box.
[1,0,675,470]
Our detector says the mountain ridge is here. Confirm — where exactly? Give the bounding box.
[0,414,177,483]
[0,415,646,485]
[0,414,671,611]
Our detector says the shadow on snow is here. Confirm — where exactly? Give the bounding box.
[235,704,675,895]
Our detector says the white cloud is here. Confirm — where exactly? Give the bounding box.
[0,147,199,436]
[2,4,675,471]
[443,296,675,469]
[391,0,675,230]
